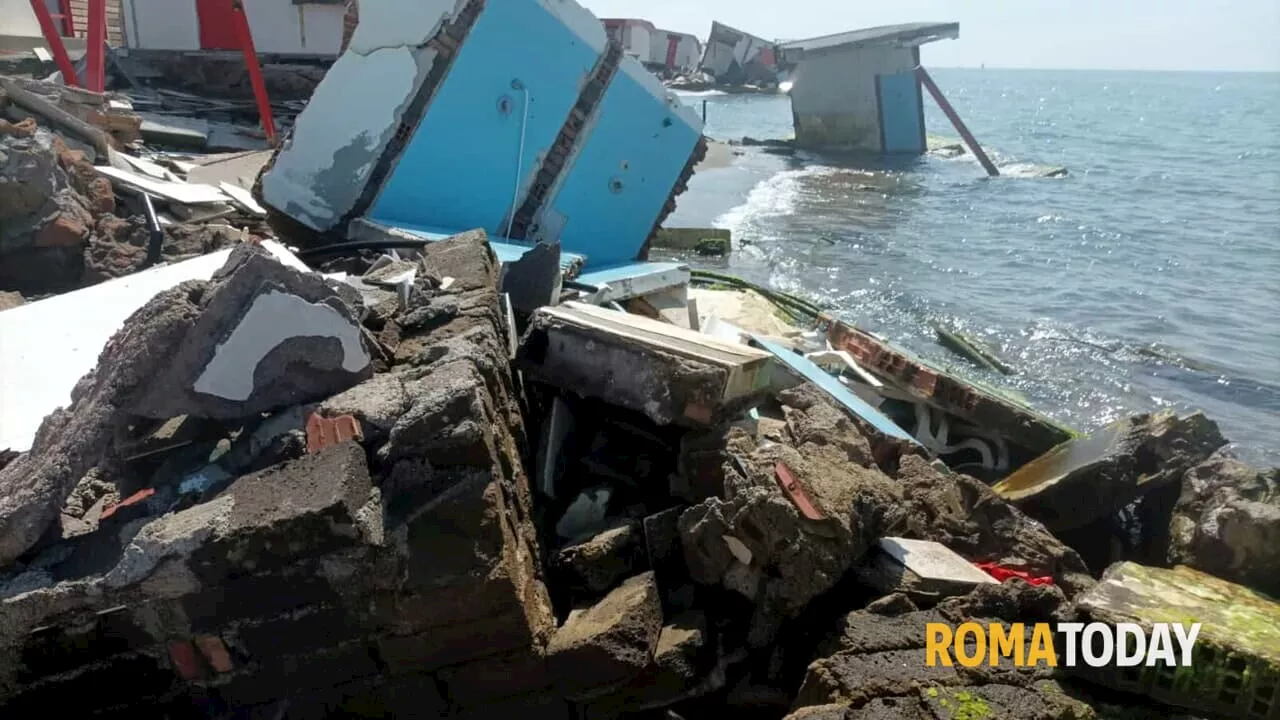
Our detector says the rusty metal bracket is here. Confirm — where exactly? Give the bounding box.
[774,461,825,521]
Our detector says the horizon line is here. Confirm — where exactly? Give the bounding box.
[905,64,1279,74]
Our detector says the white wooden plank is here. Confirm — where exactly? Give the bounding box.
[95,165,231,205]
[115,152,180,181]
[218,182,267,215]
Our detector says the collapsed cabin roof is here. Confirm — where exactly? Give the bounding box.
[779,21,959,56]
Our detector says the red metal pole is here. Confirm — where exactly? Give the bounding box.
[916,66,999,177]
[85,0,107,92]
[230,0,277,145]
[27,0,80,87]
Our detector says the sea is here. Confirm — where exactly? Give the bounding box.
[666,69,1280,466]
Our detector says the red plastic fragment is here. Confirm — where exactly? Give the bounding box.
[774,462,826,521]
[305,413,364,454]
[974,561,1054,586]
[100,487,156,521]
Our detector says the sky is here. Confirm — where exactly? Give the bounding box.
[579,0,1280,73]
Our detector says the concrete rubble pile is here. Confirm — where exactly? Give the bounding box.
[0,224,1274,718]
[1,1,1278,719]
[0,74,275,301]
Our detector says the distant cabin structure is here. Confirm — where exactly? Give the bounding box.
[698,21,778,86]
[780,22,959,153]
[0,0,123,53]
[650,29,700,72]
[118,0,346,56]
[600,17,654,64]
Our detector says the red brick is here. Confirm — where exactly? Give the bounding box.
[33,211,90,248]
[306,413,364,453]
[194,635,233,673]
[168,640,205,681]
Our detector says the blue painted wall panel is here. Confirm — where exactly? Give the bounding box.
[369,1,601,237]
[877,71,924,154]
[538,71,701,268]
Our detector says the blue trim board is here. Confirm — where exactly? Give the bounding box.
[750,335,920,444]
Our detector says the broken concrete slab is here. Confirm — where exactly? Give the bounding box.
[547,571,664,700]
[501,241,563,314]
[891,454,1096,598]
[0,240,307,453]
[107,441,375,589]
[579,609,717,718]
[519,302,776,427]
[679,438,901,644]
[992,411,1227,532]
[552,522,642,596]
[316,373,412,447]
[919,682,1097,720]
[130,244,373,420]
[0,243,362,569]
[795,648,964,709]
[1072,562,1280,720]
[1167,453,1280,597]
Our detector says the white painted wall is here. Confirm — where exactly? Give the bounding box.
[0,0,42,37]
[624,24,649,62]
[649,31,700,70]
[121,0,199,50]
[243,0,344,55]
[675,35,699,69]
[788,44,915,150]
[120,0,344,55]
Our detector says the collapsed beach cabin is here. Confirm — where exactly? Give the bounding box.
[697,21,778,87]
[780,22,959,153]
[260,0,705,271]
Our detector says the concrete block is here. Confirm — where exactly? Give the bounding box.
[380,362,500,467]
[795,649,963,708]
[15,605,159,684]
[519,302,775,427]
[993,411,1227,532]
[0,653,175,716]
[232,604,369,661]
[552,521,642,596]
[547,571,663,699]
[343,675,449,718]
[1073,563,1280,720]
[580,609,715,718]
[448,693,573,720]
[438,649,553,708]
[187,442,374,582]
[181,560,342,632]
[215,641,381,707]
[376,606,540,674]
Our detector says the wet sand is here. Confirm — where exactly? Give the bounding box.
[695,140,736,173]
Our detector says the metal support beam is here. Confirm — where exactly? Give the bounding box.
[85,0,107,92]
[230,0,277,145]
[916,66,999,177]
[26,0,80,88]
